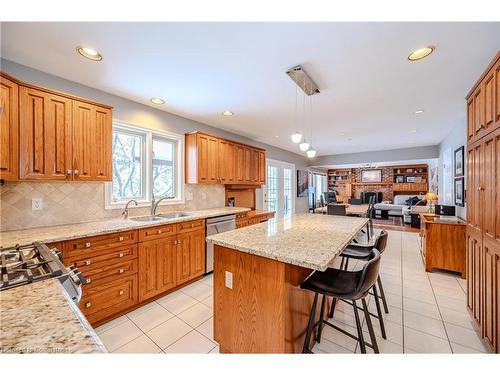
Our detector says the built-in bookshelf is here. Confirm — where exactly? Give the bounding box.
[327,168,352,203]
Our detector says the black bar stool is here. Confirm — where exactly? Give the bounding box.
[300,249,382,354]
[338,230,390,316]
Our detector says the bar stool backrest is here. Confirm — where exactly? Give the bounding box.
[327,204,346,216]
[375,230,388,254]
[353,248,381,299]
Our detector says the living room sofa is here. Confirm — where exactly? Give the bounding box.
[374,194,429,223]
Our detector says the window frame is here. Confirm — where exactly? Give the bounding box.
[105,120,184,210]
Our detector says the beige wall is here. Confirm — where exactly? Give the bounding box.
[1,182,224,231]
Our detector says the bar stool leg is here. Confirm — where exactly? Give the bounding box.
[362,298,379,353]
[339,257,345,270]
[328,297,337,319]
[377,276,389,314]
[352,300,366,354]
[303,293,319,353]
[316,295,327,343]
[372,285,387,339]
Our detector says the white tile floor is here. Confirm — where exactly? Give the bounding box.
[96,230,490,354]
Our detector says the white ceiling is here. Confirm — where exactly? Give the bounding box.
[1,22,499,156]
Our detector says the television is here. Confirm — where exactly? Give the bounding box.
[361,169,382,183]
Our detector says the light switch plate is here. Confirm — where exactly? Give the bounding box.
[32,198,43,210]
[225,271,233,289]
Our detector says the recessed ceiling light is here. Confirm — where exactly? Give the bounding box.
[76,46,102,61]
[408,46,434,61]
[150,97,165,105]
[410,129,418,133]
[222,111,234,116]
[414,109,425,114]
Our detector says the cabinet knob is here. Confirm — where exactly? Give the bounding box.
[74,169,79,175]
[191,223,194,228]
[118,290,124,296]
[66,169,72,175]
[157,229,162,234]
[84,259,91,266]
[85,302,92,308]
[172,240,177,245]
[118,252,124,258]
[85,242,91,248]
[85,278,92,284]
[119,236,124,241]
[118,268,124,274]
[178,240,181,245]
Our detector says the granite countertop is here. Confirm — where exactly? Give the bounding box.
[0,279,106,354]
[206,213,368,271]
[0,207,250,248]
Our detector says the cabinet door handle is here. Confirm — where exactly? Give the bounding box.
[118,252,124,258]
[119,236,124,241]
[84,259,91,266]
[191,223,194,228]
[118,268,124,274]
[85,278,91,284]
[74,169,79,175]
[85,302,92,308]
[172,240,177,245]
[85,242,91,248]
[118,290,124,296]
[178,240,181,245]
[66,169,72,175]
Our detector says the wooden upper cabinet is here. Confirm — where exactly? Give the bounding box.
[72,101,112,181]
[0,74,19,181]
[185,131,266,186]
[19,87,72,180]
[0,71,112,182]
[466,52,500,144]
[235,144,246,183]
[258,151,266,184]
[218,139,235,183]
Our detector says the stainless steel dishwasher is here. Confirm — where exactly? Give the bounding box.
[205,214,236,273]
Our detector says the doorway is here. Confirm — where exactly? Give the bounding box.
[263,159,295,218]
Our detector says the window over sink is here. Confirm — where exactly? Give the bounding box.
[105,121,184,209]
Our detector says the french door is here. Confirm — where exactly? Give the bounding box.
[263,159,295,218]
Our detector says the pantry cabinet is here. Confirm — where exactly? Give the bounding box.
[0,71,113,182]
[0,73,19,181]
[465,51,500,353]
[185,131,266,186]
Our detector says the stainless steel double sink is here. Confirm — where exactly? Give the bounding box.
[130,212,192,222]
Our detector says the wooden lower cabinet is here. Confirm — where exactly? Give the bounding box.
[54,219,207,326]
[482,237,500,350]
[176,229,206,285]
[81,275,138,325]
[138,237,177,301]
[467,229,483,325]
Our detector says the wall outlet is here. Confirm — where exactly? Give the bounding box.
[32,198,43,210]
[225,271,233,289]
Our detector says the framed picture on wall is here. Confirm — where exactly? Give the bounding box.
[297,170,309,197]
[454,146,464,177]
[454,177,465,207]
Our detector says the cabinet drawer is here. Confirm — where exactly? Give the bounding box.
[236,219,248,228]
[80,275,138,324]
[65,244,138,269]
[236,212,248,220]
[64,230,137,258]
[177,219,205,233]
[81,259,137,288]
[139,224,176,242]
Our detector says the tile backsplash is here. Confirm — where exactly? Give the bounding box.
[0,182,225,231]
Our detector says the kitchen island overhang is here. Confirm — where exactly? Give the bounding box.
[206,214,369,353]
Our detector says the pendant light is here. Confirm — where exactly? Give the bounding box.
[298,85,309,151]
[306,95,317,158]
[290,81,303,143]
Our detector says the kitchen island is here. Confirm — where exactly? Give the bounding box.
[206,213,368,353]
